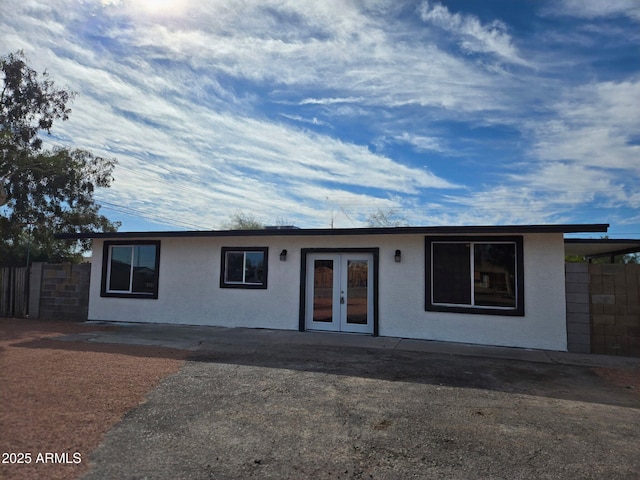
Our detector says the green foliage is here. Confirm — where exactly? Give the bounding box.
[1,51,118,265]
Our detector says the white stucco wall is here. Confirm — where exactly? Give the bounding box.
[88,232,568,350]
[377,233,568,350]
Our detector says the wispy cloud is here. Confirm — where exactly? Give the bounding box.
[394,132,447,153]
[299,97,364,105]
[279,113,331,127]
[1,0,638,234]
[529,80,640,170]
[418,0,533,67]
[544,0,640,22]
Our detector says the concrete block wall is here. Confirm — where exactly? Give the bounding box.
[28,263,43,318]
[30,262,91,321]
[589,263,640,357]
[565,263,591,353]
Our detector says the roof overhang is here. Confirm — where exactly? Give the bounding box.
[55,223,609,240]
[565,239,640,259]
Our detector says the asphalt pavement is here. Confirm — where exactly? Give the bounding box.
[56,322,640,480]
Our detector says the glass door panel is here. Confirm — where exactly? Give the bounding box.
[313,260,334,322]
[306,254,340,332]
[345,260,368,325]
[306,253,373,334]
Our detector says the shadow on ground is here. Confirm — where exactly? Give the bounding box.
[4,318,639,409]
[189,341,640,409]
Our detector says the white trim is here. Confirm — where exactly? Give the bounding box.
[305,253,374,334]
[106,245,135,294]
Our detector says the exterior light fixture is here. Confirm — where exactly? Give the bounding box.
[280,249,288,261]
[394,249,402,262]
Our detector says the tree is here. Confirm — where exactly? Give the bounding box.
[366,208,408,228]
[221,211,264,230]
[1,51,118,266]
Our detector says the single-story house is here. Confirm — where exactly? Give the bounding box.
[59,223,609,351]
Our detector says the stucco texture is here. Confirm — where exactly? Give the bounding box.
[88,232,568,350]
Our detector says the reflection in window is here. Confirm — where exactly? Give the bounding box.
[313,260,333,322]
[346,260,368,325]
[103,242,160,298]
[432,243,471,305]
[426,236,523,316]
[473,244,516,308]
[221,247,268,289]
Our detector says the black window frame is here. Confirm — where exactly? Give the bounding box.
[101,240,161,299]
[220,247,268,289]
[425,236,524,316]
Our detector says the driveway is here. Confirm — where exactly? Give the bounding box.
[69,323,640,480]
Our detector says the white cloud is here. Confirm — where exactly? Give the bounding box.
[395,132,446,153]
[439,160,636,228]
[2,0,638,233]
[279,113,331,127]
[96,0,512,114]
[545,0,640,22]
[29,45,458,229]
[529,80,640,171]
[299,97,364,105]
[418,0,532,67]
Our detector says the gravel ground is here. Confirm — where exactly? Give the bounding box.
[1,318,639,480]
[0,318,188,480]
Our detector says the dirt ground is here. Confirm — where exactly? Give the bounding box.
[0,318,188,480]
[1,318,639,480]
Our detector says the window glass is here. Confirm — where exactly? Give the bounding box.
[103,241,160,298]
[132,245,158,294]
[245,251,265,284]
[313,260,333,322]
[426,236,523,316]
[474,243,516,308]
[225,252,245,283]
[221,247,268,288]
[432,243,471,305]
[346,260,368,325]
[109,246,133,291]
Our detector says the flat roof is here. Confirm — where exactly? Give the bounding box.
[56,223,609,240]
[565,238,640,259]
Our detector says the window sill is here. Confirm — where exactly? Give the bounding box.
[426,304,524,316]
[100,292,159,299]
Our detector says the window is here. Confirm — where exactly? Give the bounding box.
[220,247,268,289]
[101,241,160,298]
[425,236,524,316]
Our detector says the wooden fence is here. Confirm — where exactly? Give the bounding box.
[0,267,29,318]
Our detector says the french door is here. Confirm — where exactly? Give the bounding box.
[305,253,374,334]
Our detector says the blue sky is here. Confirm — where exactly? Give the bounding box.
[2,0,639,236]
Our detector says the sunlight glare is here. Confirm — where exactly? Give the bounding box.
[131,0,188,15]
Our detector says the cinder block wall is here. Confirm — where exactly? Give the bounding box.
[30,263,91,321]
[589,264,640,357]
[565,263,591,353]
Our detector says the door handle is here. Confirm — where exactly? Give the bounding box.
[340,291,345,304]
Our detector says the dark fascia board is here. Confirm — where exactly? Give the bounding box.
[55,223,609,240]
